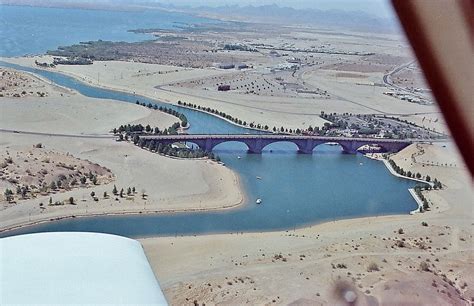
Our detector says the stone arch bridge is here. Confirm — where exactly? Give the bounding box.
[139,134,412,154]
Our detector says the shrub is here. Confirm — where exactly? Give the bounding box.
[419,261,430,271]
[396,240,406,248]
[367,262,380,272]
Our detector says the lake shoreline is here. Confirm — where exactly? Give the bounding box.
[0,62,422,238]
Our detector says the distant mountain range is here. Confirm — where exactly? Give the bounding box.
[180,4,400,33]
[1,0,400,33]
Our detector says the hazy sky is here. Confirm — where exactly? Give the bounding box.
[158,0,395,18]
[20,0,395,19]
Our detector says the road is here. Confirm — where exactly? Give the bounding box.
[0,128,114,139]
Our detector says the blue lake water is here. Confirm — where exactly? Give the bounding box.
[0,61,418,238]
[0,5,218,56]
[0,5,418,237]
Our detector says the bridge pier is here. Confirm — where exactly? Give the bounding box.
[247,139,263,154]
[204,139,214,152]
[297,139,324,154]
[339,141,360,154]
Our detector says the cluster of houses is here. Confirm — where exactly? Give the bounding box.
[217,63,249,70]
[383,91,428,104]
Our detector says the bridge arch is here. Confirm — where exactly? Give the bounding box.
[211,140,251,152]
[261,140,302,153]
[312,141,346,152]
[369,141,410,153]
[179,140,206,151]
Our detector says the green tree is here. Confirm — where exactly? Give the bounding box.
[90,191,95,198]
[103,191,108,198]
[127,187,132,196]
[112,185,118,195]
[68,197,74,205]
[133,135,140,144]
[20,187,27,199]
[4,189,13,202]
[50,181,57,190]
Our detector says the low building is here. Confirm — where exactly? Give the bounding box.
[218,84,231,91]
[269,50,281,57]
[218,63,235,69]
[287,57,301,64]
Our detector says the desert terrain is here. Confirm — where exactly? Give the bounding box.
[1,18,471,306]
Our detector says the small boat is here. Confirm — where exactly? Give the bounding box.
[237,156,241,159]
[359,162,363,166]
[256,198,262,204]
[256,176,262,180]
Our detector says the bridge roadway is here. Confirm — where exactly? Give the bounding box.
[139,134,413,154]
